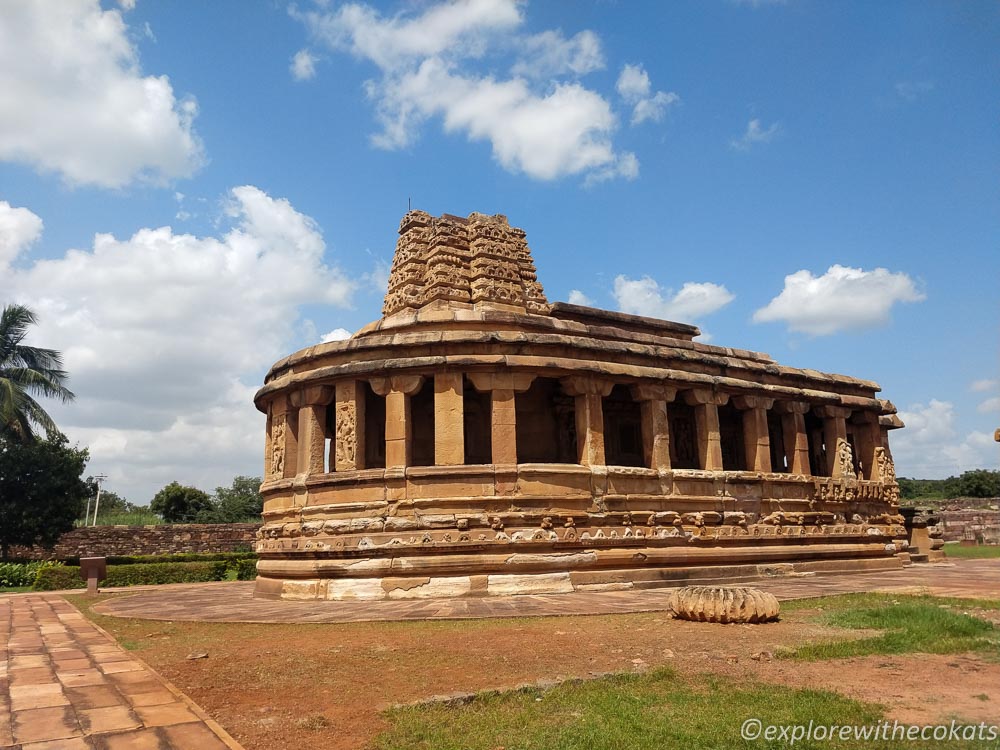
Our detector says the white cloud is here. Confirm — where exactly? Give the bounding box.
[567,289,593,306]
[892,400,999,477]
[753,264,925,336]
[322,328,353,342]
[730,118,781,150]
[117,0,136,10]
[300,0,522,72]
[291,49,318,81]
[296,0,640,182]
[512,30,604,78]
[5,186,357,501]
[0,201,43,270]
[978,397,1000,414]
[971,379,998,393]
[613,275,735,322]
[616,64,679,125]
[0,0,203,188]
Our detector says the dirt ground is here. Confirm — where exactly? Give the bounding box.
[72,596,1000,750]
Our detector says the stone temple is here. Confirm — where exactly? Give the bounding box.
[253,210,907,601]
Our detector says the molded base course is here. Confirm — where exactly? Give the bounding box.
[254,555,903,601]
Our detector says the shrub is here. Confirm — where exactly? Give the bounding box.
[34,563,85,591]
[233,557,258,580]
[0,561,36,587]
[100,560,229,587]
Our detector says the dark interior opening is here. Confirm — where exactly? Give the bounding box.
[668,400,699,469]
[363,382,386,470]
[603,384,644,467]
[463,376,493,464]
[718,403,746,471]
[515,377,576,463]
[410,379,435,466]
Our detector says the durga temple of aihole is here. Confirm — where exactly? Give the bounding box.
[252,210,910,601]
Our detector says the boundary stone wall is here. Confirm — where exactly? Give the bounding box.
[938,509,1000,544]
[12,523,261,560]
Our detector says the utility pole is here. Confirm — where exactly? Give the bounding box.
[90,475,107,526]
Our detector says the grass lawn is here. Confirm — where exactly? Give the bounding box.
[0,586,31,594]
[943,544,1000,559]
[376,669,971,750]
[781,593,1000,660]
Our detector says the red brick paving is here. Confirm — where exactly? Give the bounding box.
[0,597,243,750]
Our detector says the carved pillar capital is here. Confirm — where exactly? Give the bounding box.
[560,376,613,398]
[813,404,852,420]
[370,374,425,397]
[631,383,678,403]
[732,394,774,411]
[682,388,729,407]
[468,371,535,393]
[773,400,810,415]
[288,385,334,408]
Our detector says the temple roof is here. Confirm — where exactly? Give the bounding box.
[382,210,550,317]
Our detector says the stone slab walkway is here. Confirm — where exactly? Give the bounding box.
[1,596,243,750]
[92,559,1000,624]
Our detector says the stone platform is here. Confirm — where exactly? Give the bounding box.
[92,559,1000,625]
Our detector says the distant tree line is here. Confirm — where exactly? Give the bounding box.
[149,476,263,523]
[898,470,1000,501]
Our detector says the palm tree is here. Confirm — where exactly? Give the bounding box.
[0,304,74,441]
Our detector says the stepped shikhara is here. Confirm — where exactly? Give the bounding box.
[252,210,908,601]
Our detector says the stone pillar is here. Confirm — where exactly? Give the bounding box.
[334,380,366,472]
[631,384,677,470]
[290,386,334,477]
[434,372,465,465]
[267,395,298,479]
[851,410,881,480]
[816,405,851,478]
[774,401,811,475]
[371,375,425,469]
[733,395,774,473]
[468,373,536,465]
[561,376,613,466]
[683,389,728,471]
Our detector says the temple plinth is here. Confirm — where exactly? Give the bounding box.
[252,211,907,601]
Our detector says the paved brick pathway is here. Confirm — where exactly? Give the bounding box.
[93,559,1000,624]
[1,596,243,750]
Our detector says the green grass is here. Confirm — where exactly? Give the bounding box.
[0,585,32,594]
[943,543,1000,559]
[376,668,973,750]
[76,511,164,526]
[781,594,1000,660]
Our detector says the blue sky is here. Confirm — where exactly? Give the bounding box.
[1,0,997,502]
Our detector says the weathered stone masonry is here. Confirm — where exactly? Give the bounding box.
[253,211,908,601]
[13,523,260,560]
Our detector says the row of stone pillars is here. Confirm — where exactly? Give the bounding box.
[266,374,884,482]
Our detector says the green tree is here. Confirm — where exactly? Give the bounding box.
[0,433,90,559]
[0,304,74,442]
[150,481,213,523]
[213,475,263,522]
[957,469,1000,498]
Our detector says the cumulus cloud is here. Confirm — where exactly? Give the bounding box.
[753,264,925,336]
[978,397,1000,414]
[0,0,203,188]
[971,379,998,393]
[616,64,679,125]
[892,400,998,477]
[322,328,353,342]
[291,49,318,81]
[512,30,604,78]
[0,201,43,270]
[567,289,593,306]
[295,0,640,182]
[730,118,781,150]
[613,275,735,322]
[5,187,357,501]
